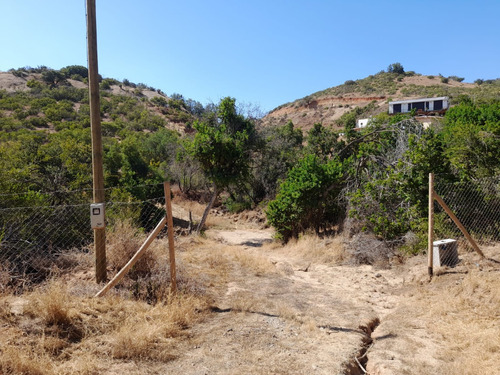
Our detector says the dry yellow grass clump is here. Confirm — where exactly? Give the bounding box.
[0,280,209,375]
[268,233,346,265]
[429,268,500,374]
[0,219,237,375]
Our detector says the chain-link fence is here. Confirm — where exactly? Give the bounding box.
[0,184,170,292]
[432,175,500,270]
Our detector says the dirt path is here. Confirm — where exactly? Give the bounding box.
[158,228,413,374]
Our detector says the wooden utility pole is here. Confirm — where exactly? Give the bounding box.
[86,0,106,283]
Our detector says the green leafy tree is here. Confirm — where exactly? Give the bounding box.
[443,100,500,178]
[387,62,405,74]
[306,123,342,160]
[348,127,454,246]
[267,154,344,242]
[60,65,88,80]
[41,69,65,86]
[252,121,303,201]
[191,97,255,232]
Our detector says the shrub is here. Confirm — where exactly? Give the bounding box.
[150,96,168,107]
[60,65,88,79]
[266,154,344,242]
[387,62,405,74]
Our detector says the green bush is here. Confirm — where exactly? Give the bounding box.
[267,154,344,242]
[387,62,405,74]
[60,65,88,79]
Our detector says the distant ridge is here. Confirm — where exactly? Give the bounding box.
[262,71,499,132]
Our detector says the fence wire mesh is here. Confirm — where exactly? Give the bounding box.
[433,175,500,268]
[0,184,169,292]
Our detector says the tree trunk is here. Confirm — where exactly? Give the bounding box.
[196,184,218,234]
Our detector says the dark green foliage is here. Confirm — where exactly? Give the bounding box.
[348,127,454,242]
[442,101,500,178]
[252,121,303,201]
[267,154,344,242]
[167,137,206,194]
[150,96,168,107]
[191,97,255,189]
[60,65,88,80]
[306,123,342,160]
[387,62,405,74]
[41,69,65,86]
[185,98,206,117]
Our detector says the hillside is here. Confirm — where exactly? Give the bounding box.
[1,65,499,375]
[0,66,202,135]
[263,71,500,132]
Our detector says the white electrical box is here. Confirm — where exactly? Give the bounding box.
[433,239,459,268]
[90,203,105,229]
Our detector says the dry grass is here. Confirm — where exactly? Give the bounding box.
[172,196,206,218]
[0,346,54,375]
[372,246,500,374]
[0,282,209,374]
[172,196,236,230]
[0,228,230,374]
[429,269,500,374]
[106,219,155,277]
[26,282,75,327]
[0,262,11,295]
[108,293,205,361]
[269,234,346,265]
[225,247,276,276]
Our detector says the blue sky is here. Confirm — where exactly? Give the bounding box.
[1,0,498,112]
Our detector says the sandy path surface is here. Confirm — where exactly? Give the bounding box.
[158,228,415,374]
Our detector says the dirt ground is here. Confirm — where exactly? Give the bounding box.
[146,217,500,375]
[2,204,499,375]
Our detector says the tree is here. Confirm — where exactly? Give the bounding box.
[252,121,303,201]
[442,100,500,178]
[267,154,344,242]
[190,97,255,232]
[348,127,454,243]
[387,63,405,74]
[60,65,88,80]
[41,70,65,86]
[306,123,341,160]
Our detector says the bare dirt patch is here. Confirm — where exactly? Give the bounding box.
[401,75,475,88]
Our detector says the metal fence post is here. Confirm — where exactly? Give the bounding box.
[428,173,434,277]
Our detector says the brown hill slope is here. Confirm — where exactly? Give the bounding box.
[262,72,495,132]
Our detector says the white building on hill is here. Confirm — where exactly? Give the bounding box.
[389,96,449,115]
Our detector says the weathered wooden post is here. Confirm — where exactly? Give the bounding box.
[164,182,177,293]
[86,0,106,282]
